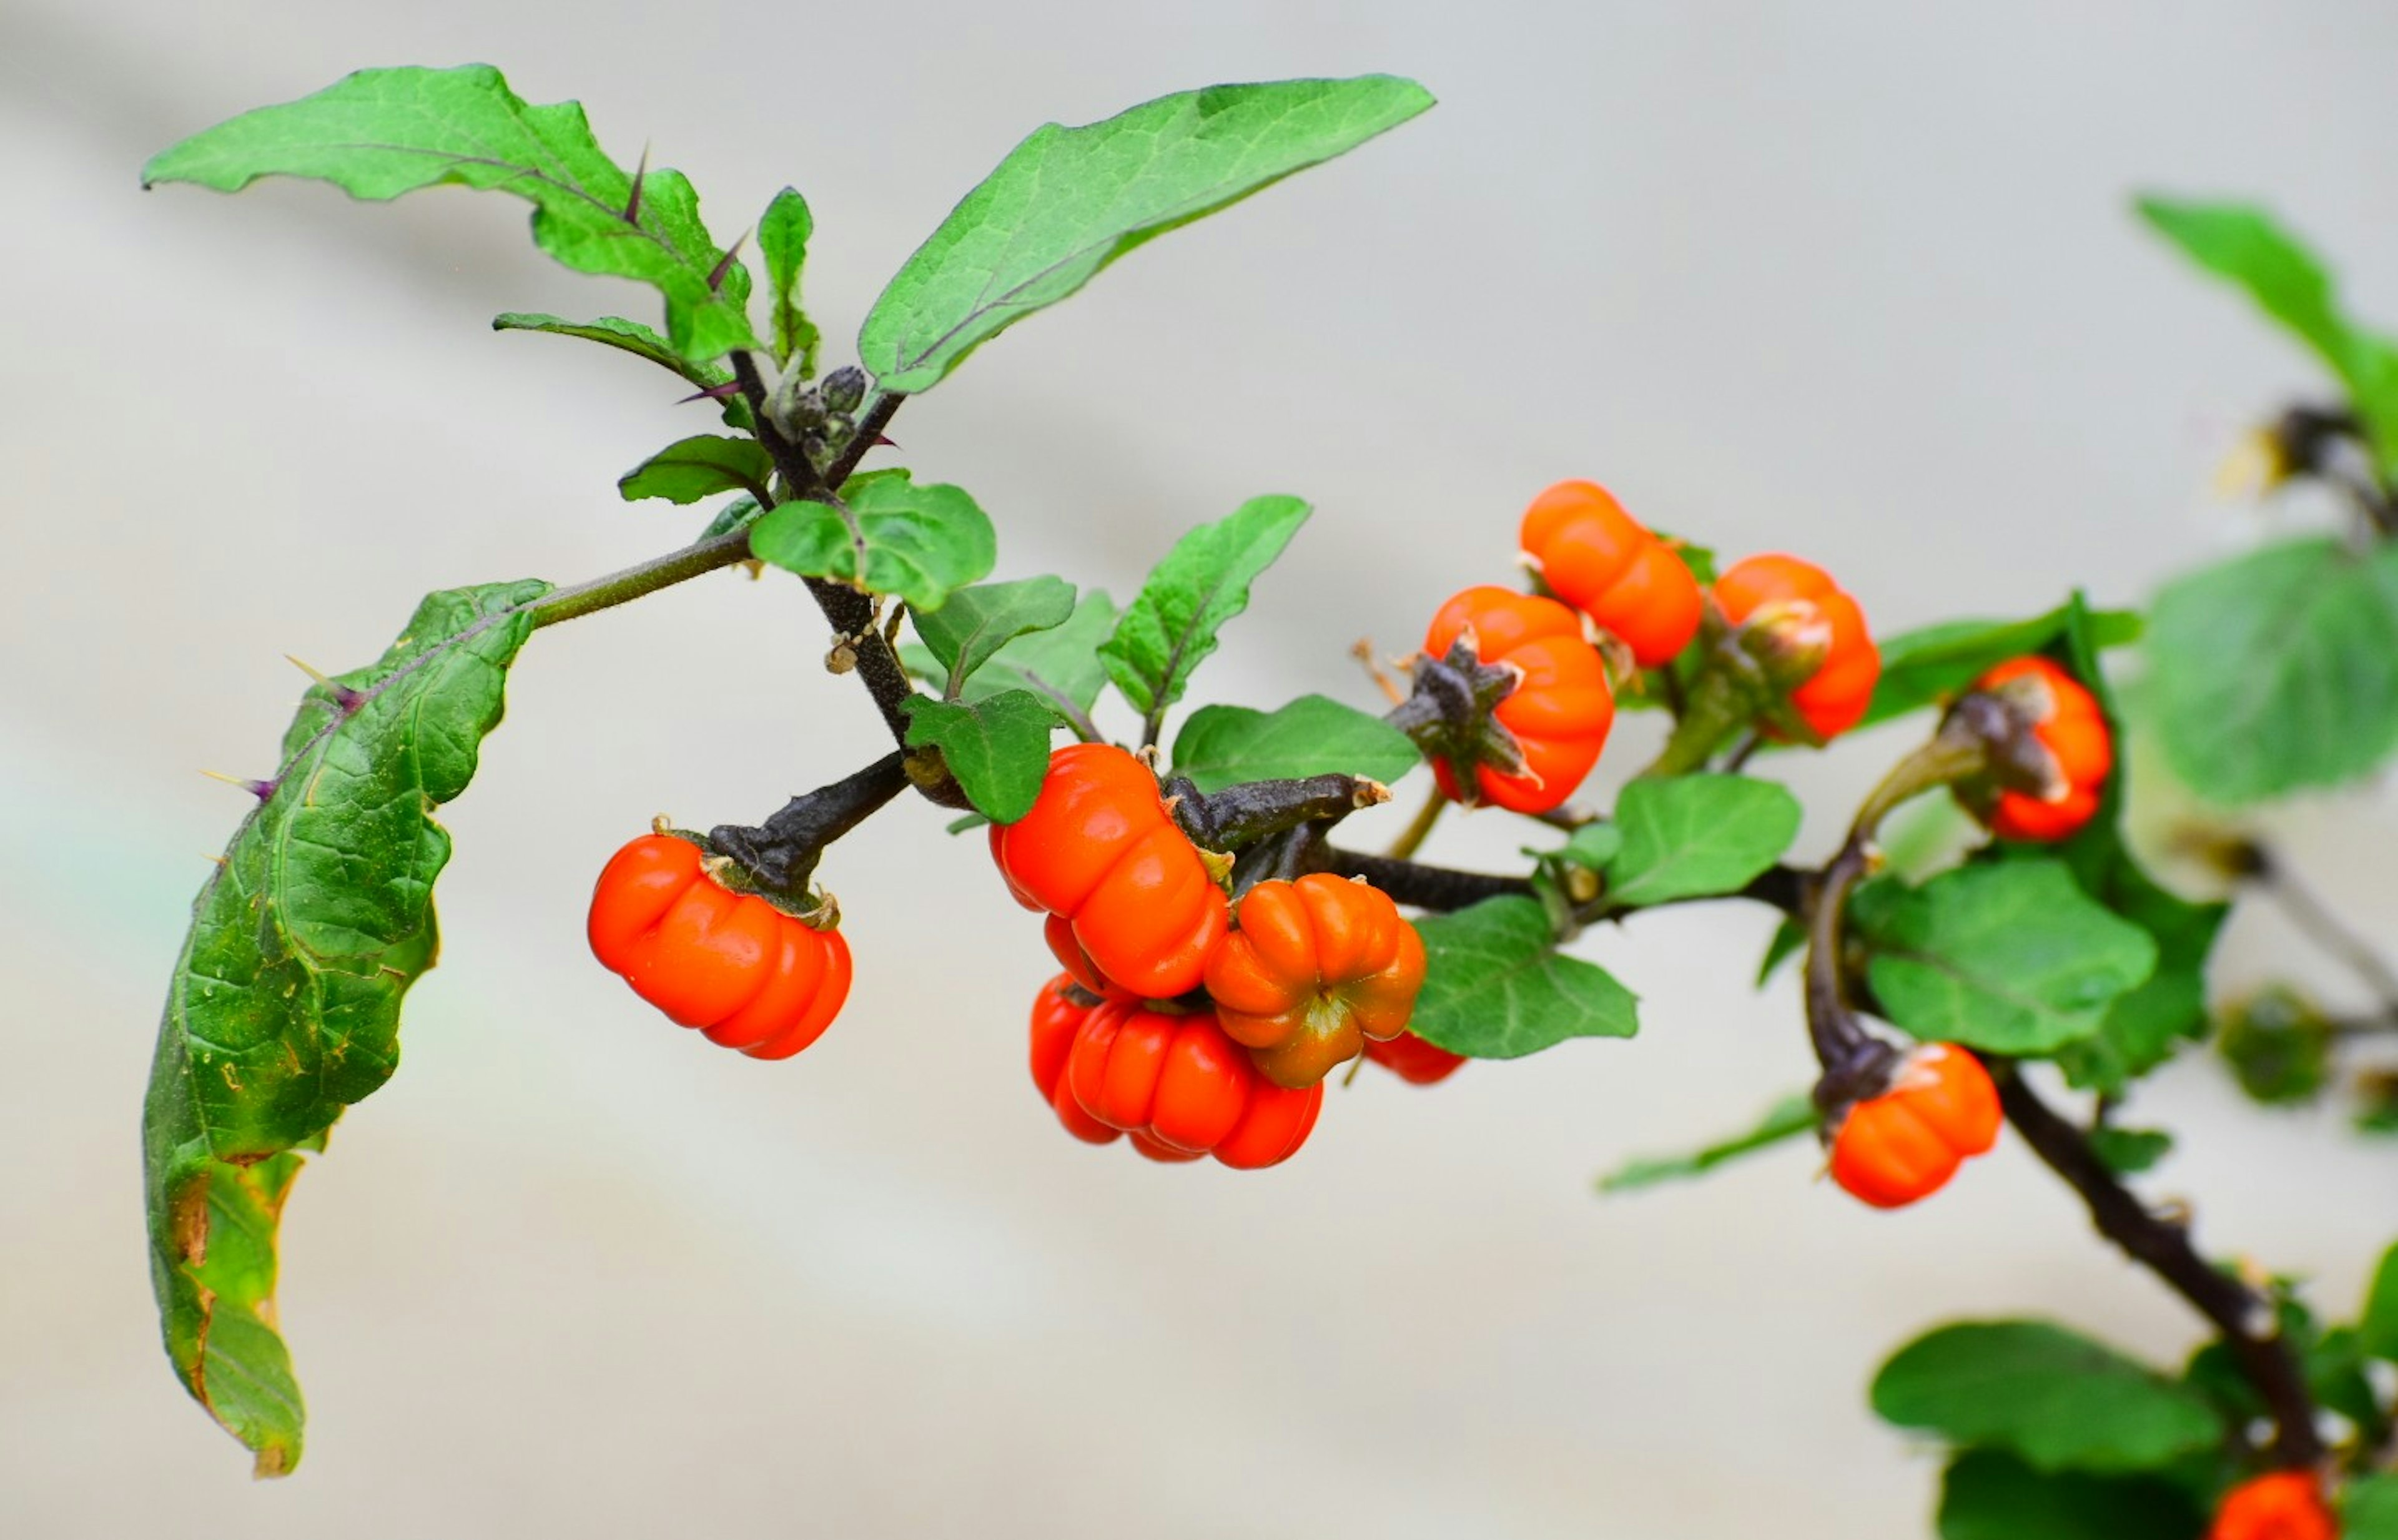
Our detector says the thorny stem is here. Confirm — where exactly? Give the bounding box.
[1998,1069,2327,1469]
[708,751,910,898]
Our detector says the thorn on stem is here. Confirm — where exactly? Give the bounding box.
[624,144,650,225]
[284,654,365,713]
[678,381,747,405]
[200,768,276,801]
[708,230,749,293]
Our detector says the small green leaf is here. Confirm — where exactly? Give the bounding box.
[147,578,549,1473]
[1936,1449,2206,1540]
[1873,1320,2225,1474]
[2146,538,2398,804]
[147,66,756,360]
[1864,605,2141,731]
[905,588,1119,715]
[902,691,1060,822]
[758,187,821,377]
[2355,1240,2398,1363]
[1852,862,2158,1055]
[1100,495,1310,724]
[1596,1093,1816,1194]
[1604,774,1801,909]
[2347,1474,2398,1539]
[490,312,752,428]
[859,76,1434,392]
[699,495,763,540]
[1410,897,1639,1059]
[1167,694,1418,794]
[1756,917,1806,987]
[2137,196,2398,473]
[1554,823,1624,872]
[910,576,1075,698]
[2087,1127,2173,1176]
[2216,986,2335,1105]
[617,433,774,506]
[749,469,998,612]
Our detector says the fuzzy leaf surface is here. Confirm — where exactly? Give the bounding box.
[1410,897,1638,1059]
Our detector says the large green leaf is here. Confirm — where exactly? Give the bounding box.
[2050,850,2227,1093]
[2146,538,2398,804]
[1409,897,1639,1059]
[749,469,997,612]
[1602,773,1801,909]
[1167,694,1418,794]
[146,66,756,361]
[858,76,1433,393]
[2137,196,2398,473]
[1874,1320,2225,1474]
[1596,1093,1816,1195]
[146,578,548,1474]
[1099,495,1309,727]
[616,433,774,506]
[902,691,1060,822]
[758,186,821,377]
[1864,605,2140,731]
[490,312,751,428]
[1936,1449,2206,1540]
[2361,1240,2398,1363]
[909,576,1075,698]
[1852,862,2158,1055]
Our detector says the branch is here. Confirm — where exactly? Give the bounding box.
[1997,1068,2326,1469]
[1168,773,1390,851]
[2243,842,2398,1027]
[528,528,758,630]
[708,751,910,897]
[1317,847,1532,910]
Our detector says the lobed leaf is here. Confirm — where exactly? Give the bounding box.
[146,66,756,361]
[1596,1093,1816,1195]
[902,690,1060,822]
[1099,495,1310,725]
[617,433,774,506]
[910,576,1076,698]
[758,186,821,377]
[859,76,1434,392]
[1167,694,1418,794]
[1409,897,1638,1059]
[146,578,549,1473]
[749,469,997,612]
[1873,1320,2225,1474]
[1851,862,2158,1055]
[2146,538,2398,804]
[1602,774,1800,909]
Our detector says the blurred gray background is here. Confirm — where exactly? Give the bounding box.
[6,2,2397,1536]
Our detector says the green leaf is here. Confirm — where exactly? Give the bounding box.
[905,588,1119,714]
[1756,916,1806,987]
[902,691,1060,822]
[1099,495,1310,724]
[2137,196,2398,473]
[1936,1449,2206,1540]
[1852,861,2159,1055]
[1603,774,1802,909]
[2146,538,2398,804]
[1409,897,1639,1059]
[1873,1320,2226,1474]
[146,578,549,1474]
[858,76,1434,393]
[758,187,821,377]
[490,312,752,428]
[1167,694,1418,794]
[146,66,756,361]
[1864,605,2141,731]
[1596,1092,1816,1194]
[617,433,774,506]
[698,494,763,540]
[2216,986,2335,1104]
[2347,1474,2398,1540]
[749,469,997,612]
[2357,1239,2398,1363]
[1554,823,1624,872]
[910,576,1075,698]
[2087,1126,2173,1176]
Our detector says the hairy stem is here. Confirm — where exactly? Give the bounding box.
[528,530,759,630]
[1998,1069,2326,1469]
